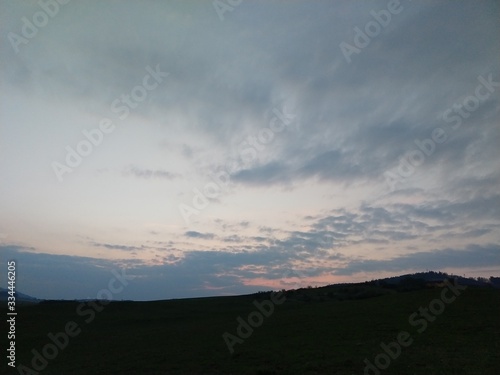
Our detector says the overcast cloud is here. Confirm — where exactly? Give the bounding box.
[0,0,499,300]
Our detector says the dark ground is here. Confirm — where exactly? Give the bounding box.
[3,285,500,375]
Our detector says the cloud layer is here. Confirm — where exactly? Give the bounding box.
[0,0,499,300]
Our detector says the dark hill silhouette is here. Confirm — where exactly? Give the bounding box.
[0,287,40,303]
[252,271,499,303]
[3,271,498,303]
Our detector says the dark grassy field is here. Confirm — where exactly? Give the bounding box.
[4,286,500,375]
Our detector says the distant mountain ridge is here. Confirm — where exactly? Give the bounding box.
[370,271,500,288]
[0,288,40,303]
[1,271,498,303]
[252,271,500,303]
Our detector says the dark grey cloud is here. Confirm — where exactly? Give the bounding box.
[222,235,244,243]
[298,150,363,181]
[0,244,323,300]
[332,244,500,276]
[212,1,499,190]
[308,193,500,248]
[0,245,138,299]
[89,241,149,252]
[184,231,215,240]
[392,194,500,223]
[449,228,493,239]
[2,223,498,300]
[232,162,290,186]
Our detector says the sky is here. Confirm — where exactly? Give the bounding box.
[0,0,499,301]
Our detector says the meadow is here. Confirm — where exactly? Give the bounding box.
[4,285,500,375]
